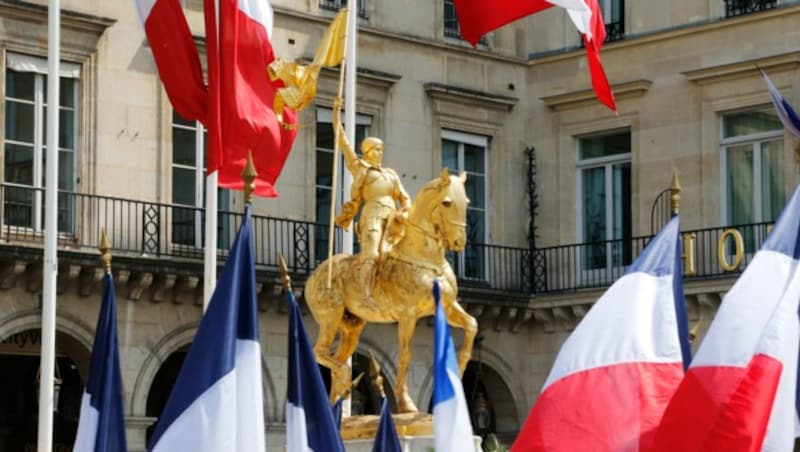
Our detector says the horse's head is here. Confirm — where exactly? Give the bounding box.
[431,168,469,252]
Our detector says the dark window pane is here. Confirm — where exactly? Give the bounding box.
[5,101,35,143]
[172,128,197,166]
[316,150,333,186]
[442,139,458,170]
[464,144,485,173]
[6,70,35,101]
[723,109,782,138]
[59,109,75,149]
[317,122,334,150]
[465,175,485,209]
[5,143,34,185]
[59,150,74,191]
[173,111,194,127]
[4,184,34,228]
[60,77,75,108]
[580,132,630,160]
[316,187,331,224]
[172,167,196,206]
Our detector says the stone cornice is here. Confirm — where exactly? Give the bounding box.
[424,82,518,112]
[540,79,652,111]
[682,51,800,85]
[0,0,116,35]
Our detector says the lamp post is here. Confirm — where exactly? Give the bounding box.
[36,359,63,413]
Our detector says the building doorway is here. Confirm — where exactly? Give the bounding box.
[0,329,87,452]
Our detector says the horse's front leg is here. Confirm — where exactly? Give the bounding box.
[395,315,419,413]
[445,301,478,375]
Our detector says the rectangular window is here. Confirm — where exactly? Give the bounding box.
[442,130,488,281]
[578,131,632,272]
[600,0,625,42]
[319,0,367,18]
[721,107,785,228]
[315,108,371,262]
[724,0,776,18]
[4,54,79,234]
[171,112,230,250]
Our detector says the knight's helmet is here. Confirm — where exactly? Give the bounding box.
[360,137,384,156]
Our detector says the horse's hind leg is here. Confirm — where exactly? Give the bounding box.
[330,313,366,398]
[313,314,346,404]
[444,301,478,375]
[395,316,419,413]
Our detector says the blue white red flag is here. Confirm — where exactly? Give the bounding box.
[432,280,476,452]
[512,217,689,451]
[372,398,402,452]
[73,273,128,452]
[762,69,800,138]
[285,289,344,452]
[148,206,265,452]
[651,187,800,452]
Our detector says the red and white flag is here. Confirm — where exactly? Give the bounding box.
[453,0,616,113]
[206,0,298,197]
[512,218,690,452]
[133,0,207,121]
[650,187,800,452]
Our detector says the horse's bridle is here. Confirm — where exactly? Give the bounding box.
[432,203,466,249]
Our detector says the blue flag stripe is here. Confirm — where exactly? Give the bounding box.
[149,206,259,449]
[286,290,344,452]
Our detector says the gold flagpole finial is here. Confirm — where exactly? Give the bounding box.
[243,150,258,205]
[99,228,112,274]
[670,168,681,217]
[279,254,292,292]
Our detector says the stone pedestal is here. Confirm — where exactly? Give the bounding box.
[344,435,482,451]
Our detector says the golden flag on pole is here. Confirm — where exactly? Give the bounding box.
[268,8,348,125]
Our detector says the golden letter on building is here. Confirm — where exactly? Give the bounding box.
[682,232,697,276]
[717,229,744,272]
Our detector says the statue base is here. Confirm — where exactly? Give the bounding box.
[340,414,481,451]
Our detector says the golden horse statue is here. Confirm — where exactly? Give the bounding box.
[305,169,478,413]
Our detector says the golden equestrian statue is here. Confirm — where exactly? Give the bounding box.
[304,110,477,413]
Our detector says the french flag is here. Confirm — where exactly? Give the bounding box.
[432,280,477,452]
[453,0,616,112]
[762,69,800,138]
[132,0,207,121]
[205,0,298,197]
[72,273,127,452]
[148,206,265,452]
[512,217,689,451]
[285,288,344,452]
[650,187,800,452]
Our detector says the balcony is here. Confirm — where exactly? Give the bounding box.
[724,0,776,18]
[0,184,525,296]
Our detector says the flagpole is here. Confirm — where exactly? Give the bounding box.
[38,0,60,449]
[204,173,218,310]
[341,1,357,419]
[203,0,221,311]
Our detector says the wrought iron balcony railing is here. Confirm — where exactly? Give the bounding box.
[319,0,368,19]
[0,184,525,294]
[724,0,776,18]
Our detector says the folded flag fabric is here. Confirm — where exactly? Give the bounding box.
[453,0,616,112]
[372,398,402,452]
[650,187,800,452]
[433,280,476,452]
[132,0,207,121]
[148,206,265,452]
[761,69,800,138]
[286,288,344,452]
[72,273,127,452]
[513,217,689,451]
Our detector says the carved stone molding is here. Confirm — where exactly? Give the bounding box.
[173,276,199,304]
[127,272,153,301]
[25,262,42,293]
[0,260,27,289]
[151,274,177,303]
[78,267,104,297]
[56,264,81,295]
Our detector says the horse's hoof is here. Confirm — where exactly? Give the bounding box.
[397,397,419,413]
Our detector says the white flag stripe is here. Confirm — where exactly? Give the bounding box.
[433,369,476,452]
[546,0,590,12]
[762,70,800,138]
[238,0,274,38]
[566,8,592,40]
[151,339,263,452]
[72,393,99,452]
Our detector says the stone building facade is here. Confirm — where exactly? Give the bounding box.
[0,0,798,450]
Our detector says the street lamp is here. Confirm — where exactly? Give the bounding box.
[36,359,63,413]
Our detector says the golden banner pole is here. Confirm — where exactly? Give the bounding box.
[326,8,349,289]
